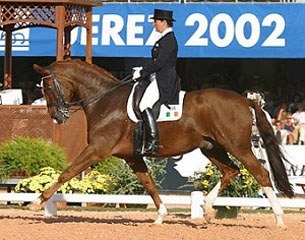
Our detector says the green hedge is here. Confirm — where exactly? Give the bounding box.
[0,136,67,179]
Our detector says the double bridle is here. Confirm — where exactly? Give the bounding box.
[41,72,71,123]
[41,68,133,123]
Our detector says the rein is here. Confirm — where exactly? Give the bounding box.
[42,68,134,122]
[67,73,134,108]
[45,69,133,107]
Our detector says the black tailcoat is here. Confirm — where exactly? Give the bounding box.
[142,31,181,104]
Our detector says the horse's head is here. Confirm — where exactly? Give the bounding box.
[33,63,71,124]
[34,59,124,124]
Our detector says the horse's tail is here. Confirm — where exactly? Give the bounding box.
[249,100,294,198]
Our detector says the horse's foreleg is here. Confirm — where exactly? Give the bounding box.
[136,171,167,224]
[127,158,167,224]
[29,145,103,210]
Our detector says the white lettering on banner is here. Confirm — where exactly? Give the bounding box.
[235,13,260,48]
[185,12,286,48]
[126,15,145,46]
[210,13,234,47]
[70,14,100,46]
[67,12,286,49]
[185,13,208,46]
[81,25,87,45]
[100,14,158,46]
[71,28,78,45]
[70,14,158,47]
[92,14,101,45]
[145,28,160,46]
[262,13,285,47]
[145,15,159,46]
[0,29,30,51]
[102,14,125,46]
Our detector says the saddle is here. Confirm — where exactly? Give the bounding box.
[127,87,186,122]
[127,84,186,155]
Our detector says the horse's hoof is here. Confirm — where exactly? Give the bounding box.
[204,208,216,223]
[275,215,286,230]
[277,223,287,230]
[28,199,43,211]
[190,218,208,229]
[28,203,42,211]
[204,215,212,224]
[197,221,208,229]
[153,216,163,225]
[153,204,167,225]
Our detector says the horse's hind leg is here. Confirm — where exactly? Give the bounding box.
[126,156,167,224]
[200,147,240,223]
[234,151,285,228]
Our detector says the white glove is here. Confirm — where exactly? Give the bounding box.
[132,66,143,81]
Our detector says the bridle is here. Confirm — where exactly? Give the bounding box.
[41,68,133,123]
[41,72,71,123]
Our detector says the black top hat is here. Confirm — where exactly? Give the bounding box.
[150,9,175,22]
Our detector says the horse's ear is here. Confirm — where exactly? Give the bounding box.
[33,64,49,75]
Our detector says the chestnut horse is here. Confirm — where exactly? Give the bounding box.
[31,59,293,228]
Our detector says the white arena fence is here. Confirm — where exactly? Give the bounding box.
[0,191,305,219]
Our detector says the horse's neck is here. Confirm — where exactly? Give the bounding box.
[73,75,120,101]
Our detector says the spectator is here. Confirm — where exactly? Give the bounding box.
[274,120,290,145]
[283,113,296,145]
[276,103,289,124]
[292,102,305,145]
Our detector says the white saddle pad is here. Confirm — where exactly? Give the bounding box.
[127,83,186,123]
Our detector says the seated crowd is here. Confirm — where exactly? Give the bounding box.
[272,102,305,145]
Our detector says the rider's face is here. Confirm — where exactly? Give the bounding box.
[153,19,167,33]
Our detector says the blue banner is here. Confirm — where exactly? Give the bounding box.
[1,3,305,58]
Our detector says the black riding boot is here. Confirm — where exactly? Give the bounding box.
[141,108,159,155]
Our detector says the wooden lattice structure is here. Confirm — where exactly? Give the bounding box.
[0,0,101,89]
